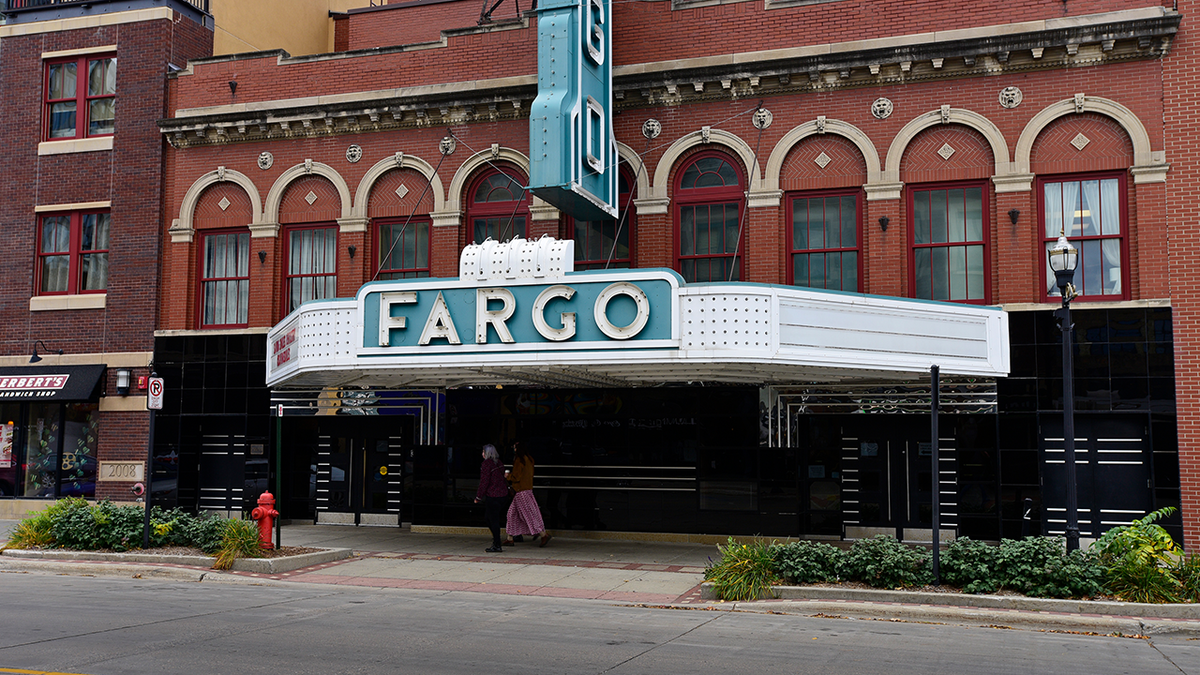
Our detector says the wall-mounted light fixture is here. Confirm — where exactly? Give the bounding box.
[1009,208,1020,225]
[115,368,132,396]
[29,340,63,364]
[878,216,889,232]
[258,250,267,264]
[228,80,237,95]
[348,245,357,259]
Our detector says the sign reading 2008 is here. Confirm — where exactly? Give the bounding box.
[528,0,616,222]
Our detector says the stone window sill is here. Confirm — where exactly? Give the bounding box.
[30,294,106,311]
[38,136,114,156]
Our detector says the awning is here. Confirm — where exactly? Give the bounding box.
[0,364,106,402]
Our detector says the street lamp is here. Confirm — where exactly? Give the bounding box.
[1047,233,1080,551]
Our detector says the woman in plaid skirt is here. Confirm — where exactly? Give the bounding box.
[503,441,551,547]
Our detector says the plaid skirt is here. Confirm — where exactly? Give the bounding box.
[506,489,545,536]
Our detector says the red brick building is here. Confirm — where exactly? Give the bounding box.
[0,0,212,516]
[155,0,1191,545]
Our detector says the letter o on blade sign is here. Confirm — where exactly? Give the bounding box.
[147,377,164,410]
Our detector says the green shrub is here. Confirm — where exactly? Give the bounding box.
[49,497,101,549]
[995,536,1103,599]
[771,540,842,585]
[3,499,79,549]
[1092,507,1183,603]
[704,537,778,601]
[941,537,999,594]
[839,535,932,589]
[165,509,225,553]
[1176,553,1200,603]
[213,519,263,570]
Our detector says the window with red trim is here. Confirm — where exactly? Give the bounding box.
[200,230,250,328]
[467,170,528,245]
[45,55,116,141]
[788,191,860,291]
[376,218,431,279]
[569,171,634,270]
[37,211,109,295]
[285,225,337,313]
[1040,173,1127,301]
[676,153,744,282]
[909,184,989,303]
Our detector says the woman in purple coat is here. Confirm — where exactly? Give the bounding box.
[474,444,509,552]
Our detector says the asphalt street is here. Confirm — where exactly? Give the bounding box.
[1,573,1197,675]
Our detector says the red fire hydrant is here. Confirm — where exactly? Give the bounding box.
[250,491,279,550]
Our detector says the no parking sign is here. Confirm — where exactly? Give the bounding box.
[147,377,164,410]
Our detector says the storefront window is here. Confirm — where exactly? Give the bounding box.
[23,404,61,497]
[0,404,18,496]
[60,403,98,498]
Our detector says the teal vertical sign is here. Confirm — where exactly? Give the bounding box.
[529,0,617,222]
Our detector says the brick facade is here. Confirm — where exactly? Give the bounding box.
[0,6,212,505]
[156,0,1190,542]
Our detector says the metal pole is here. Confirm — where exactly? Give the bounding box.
[275,405,283,549]
[1060,297,1080,551]
[930,365,940,584]
[141,371,158,549]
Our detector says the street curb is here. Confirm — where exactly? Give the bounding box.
[0,547,352,574]
[700,583,1200,622]
[724,599,1200,636]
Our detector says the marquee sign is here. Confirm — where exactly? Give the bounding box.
[265,237,1011,390]
[361,275,676,355]
[528,0,617,221]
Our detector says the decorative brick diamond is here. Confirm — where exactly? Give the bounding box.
[1071,133,1091,150]
[814,152,832,169]
[305,191,318,205]
[395,183,410,199]
[937,143,956,160]
[218,197,231,211]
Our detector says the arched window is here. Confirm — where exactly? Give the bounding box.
[466,169,529,245]
[676,153,743,282]
[1039,173,1127,301]
[569,171,634,270]
[284,224,337,313]
[375,218,431,279]
[908,183,989,303]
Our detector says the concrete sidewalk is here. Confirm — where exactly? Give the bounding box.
[271,523,711,604]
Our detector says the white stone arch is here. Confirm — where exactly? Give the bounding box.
[262,160,353,230]
[1014,95,1167,185]
[616,141,650,200]
[762,118,882,192]
[879,108,1013,199]
[169,167,263,243]
[351,152,447,220]
[642,128,762,214]
[436,146,560,226]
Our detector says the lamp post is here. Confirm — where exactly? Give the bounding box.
[1047,233,1080,551]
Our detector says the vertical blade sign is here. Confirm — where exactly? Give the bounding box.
[529,0,618,222]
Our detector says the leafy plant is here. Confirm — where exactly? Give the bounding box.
[212,518,263,570]
[1176,553,1200,603]
[48,497,100,549]
[941,537,999,594]
[704,537,778,601]
[1092,507,1183,603]
[3,499,78,549]
[839,535,932,588]
[995,536,1103,599]
[771,540,842,585]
